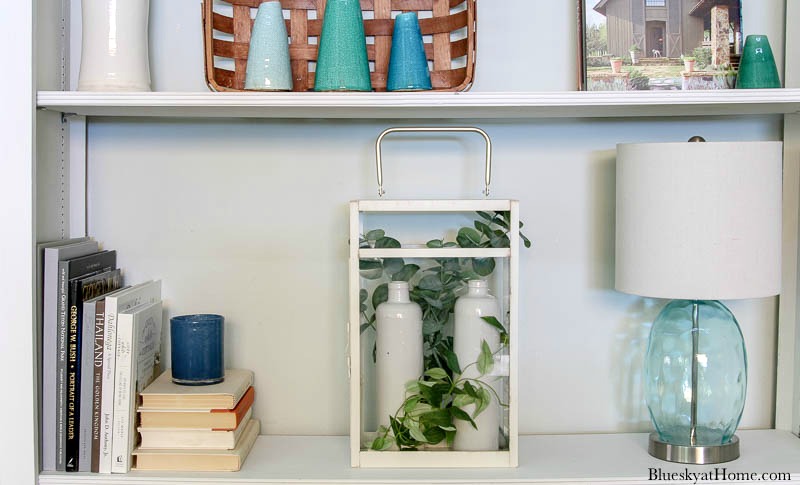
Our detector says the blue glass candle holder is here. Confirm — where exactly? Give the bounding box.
[170,314,225,385]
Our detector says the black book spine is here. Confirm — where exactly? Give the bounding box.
[65,279,82,471]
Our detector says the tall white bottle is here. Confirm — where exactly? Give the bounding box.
[375,282,423,429]
[453,279,501,450]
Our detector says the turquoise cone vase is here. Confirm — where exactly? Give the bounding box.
[314,0,371,91]
[736,35,781,89]
[245,1,293,91]
[387,12,431,92]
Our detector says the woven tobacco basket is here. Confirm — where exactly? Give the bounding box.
[202,0,476,92]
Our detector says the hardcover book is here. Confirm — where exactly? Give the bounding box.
[56,250,116,471]
[140,369,254,410]
[77,277,124,472]
[98,280,161,473]
[139,386,255,430]
[133,419,260,472]
[66,268,122,471]
[138,409,253,450]
[111,301,163,473]
[40,238,96,471]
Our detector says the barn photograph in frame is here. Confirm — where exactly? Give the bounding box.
[579,0,742,91]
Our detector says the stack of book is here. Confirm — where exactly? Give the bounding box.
[39,237,163,473]
[133,369,259,472]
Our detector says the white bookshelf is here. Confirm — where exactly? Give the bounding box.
[3,1,800,485]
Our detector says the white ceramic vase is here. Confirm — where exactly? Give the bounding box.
[453,279,501,451]
[375,281,423,430]
[78,0,151,91]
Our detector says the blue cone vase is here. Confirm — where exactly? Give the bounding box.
[736,35,781,89]
[314,0,372,91]
[644,300,747,447]
[387,12,431,92]
[245,1,293,91]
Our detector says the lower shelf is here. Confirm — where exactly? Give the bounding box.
[39,430,800,484]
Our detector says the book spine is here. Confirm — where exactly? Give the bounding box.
[90,299,106,473]
[65,279,82,471]
[78,300,96,472]
[98,298,119,473]
[55,261,69,471]
[41,250,59,471]
[111,314,134,473]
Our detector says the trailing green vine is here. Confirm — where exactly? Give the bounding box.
[358,211,530,449]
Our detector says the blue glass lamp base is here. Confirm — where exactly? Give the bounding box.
[649,433,740,464]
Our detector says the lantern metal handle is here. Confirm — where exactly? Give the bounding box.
[375,127,493,197]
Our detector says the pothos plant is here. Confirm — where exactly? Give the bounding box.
[358,211,530,449]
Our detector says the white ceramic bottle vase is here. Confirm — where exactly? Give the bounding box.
[453,279,501,451]
[375,281,423,429]
[78,0,151,91]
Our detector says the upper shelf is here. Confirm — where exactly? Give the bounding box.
[37,89,800,119]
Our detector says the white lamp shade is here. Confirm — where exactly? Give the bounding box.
[615,141,782,300]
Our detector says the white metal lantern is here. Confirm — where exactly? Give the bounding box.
[348,127,520,468]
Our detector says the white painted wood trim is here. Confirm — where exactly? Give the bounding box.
[508,201,520,467]
[36,431,800,484]
[360,248,511,258]
[0,1,37,484]
[349,202,362,467]
[35,90,800,119]
[358,199,512,212]
[358,450,512,468]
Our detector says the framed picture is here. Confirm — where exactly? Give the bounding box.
[579,0,743,91]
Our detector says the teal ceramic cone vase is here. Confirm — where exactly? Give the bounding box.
[387,12,431,92]
[736,35,781,89]
[245,1,293,91]
[314,0,372,91]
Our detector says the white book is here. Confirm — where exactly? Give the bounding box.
[98,280,161,473]
[111,300,163,473]
[40,238,97,471]
[137,409,253,450]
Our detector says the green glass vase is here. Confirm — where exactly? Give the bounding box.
[736,35,781,89]
[314,0,372,91]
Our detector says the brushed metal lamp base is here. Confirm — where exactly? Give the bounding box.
[648,433,740,464]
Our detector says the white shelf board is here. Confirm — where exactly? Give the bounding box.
[38,430,800,484]
[360,248,510,258]
[357,200,512,212]
[36,90,800,119]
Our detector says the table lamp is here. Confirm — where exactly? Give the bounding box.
[615,138,783,464]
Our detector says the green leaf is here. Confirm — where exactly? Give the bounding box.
[372,283,389,310]
[418,274,443,291]
[422,296,443,310]
[442,349,461,375]
[359,259,384,279]
[476,211,494,222]
[463,381,480,398]
[375,236,401,249]
[443,242,458,248]
[424,368,448,380]
[450,407,477,429]
[474,387,492,418]
[495,212,510,229]
[365,229,386,241]
[383,257,405,276]
[472,257,496,276]
[359,323,372,333]
[453,393,474,408]
[419,409,452,428]
[359,289,368,303]
[477,340,494,375]
[422,319,443,336]
[481,316,505,333]
[370,436,387,450]
[520,232,532,248]
[426,239,443,248]
[407,421,428,443]
[392,264,420,282]
[403,396,422,414]
[474,220,493,237]
[489,234,510,248]
[456,227,482,248]
[423,426,446,444]
[405,381,421,394]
